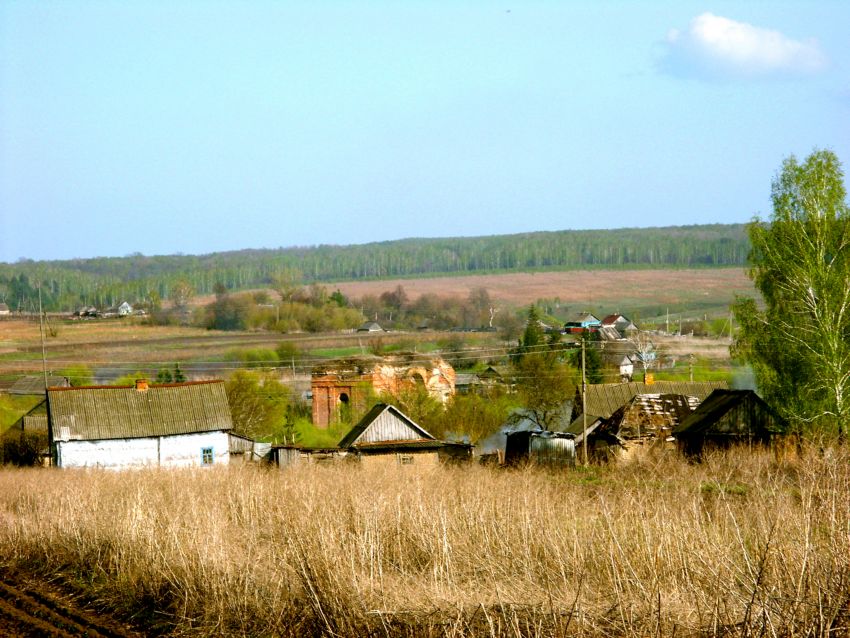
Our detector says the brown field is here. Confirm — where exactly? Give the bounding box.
[0,317,491,379]
[0,446,846,636]
[188,268,755,309]
[0,268,748,381]
[326,267,755,306]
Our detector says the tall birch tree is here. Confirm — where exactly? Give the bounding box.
[732,149,850,438]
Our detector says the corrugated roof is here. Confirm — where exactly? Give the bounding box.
[582,381,727,419]
[47,381,233,441]
[672,390,787,437]
[23,415,48,432]
[9,375,70,395]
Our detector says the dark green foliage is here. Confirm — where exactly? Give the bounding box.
[732,150,850,437]
[0,224,749,311]
[173,363,186,383]
[155,364,185,384]
[1,431,44,466]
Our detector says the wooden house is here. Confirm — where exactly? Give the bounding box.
[338,403,472,467]
[568,381,727,460]
[564,312,601,334]
[47,379,233,469]
[672,390,788,457]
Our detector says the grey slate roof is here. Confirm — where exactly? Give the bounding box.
[9,375,70,395]
[581,381,727,419]
[47,381,233,442]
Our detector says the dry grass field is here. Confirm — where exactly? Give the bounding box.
[0,446,847,637]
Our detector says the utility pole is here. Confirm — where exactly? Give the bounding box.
[581,337,588,466]
[38,282,48,392]
[666,307,669,335]
[689,354,694,383]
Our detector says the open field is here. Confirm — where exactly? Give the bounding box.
[185,267,755,315]
[0,318,492,381]
[0,446,846,636]
[325,267,755,308]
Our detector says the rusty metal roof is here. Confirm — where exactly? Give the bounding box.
[583,381,727,419]
[47,381,233,442]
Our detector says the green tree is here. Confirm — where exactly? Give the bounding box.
[225,370,289,439]
[512,315,576,430]
[732,149,850,438]
[173,363,186,382]
[569,329,603,384]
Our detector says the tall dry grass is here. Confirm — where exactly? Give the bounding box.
[0,447,848,636]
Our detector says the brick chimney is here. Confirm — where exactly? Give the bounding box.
[135,378,149,391]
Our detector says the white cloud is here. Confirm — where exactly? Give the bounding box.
[661,13,827,79]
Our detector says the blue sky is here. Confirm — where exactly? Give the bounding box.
[1,1,848,263]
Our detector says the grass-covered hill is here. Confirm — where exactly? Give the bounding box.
[1,224,749,311]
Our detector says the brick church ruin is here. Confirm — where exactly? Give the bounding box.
[311,354,456,428]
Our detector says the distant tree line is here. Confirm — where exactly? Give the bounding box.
[0,224,749,311]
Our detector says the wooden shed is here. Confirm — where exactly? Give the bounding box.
[339,403,472,467]
[47,379,233,469]
[672,390,788,457]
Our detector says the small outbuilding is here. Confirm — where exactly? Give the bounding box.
[339,403,472,467]
[672,390,788,457]
[504,430,576,467]
[357,321,384,332]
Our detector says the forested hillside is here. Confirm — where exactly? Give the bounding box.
[0,224,749,311]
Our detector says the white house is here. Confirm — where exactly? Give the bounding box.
[47,379,233,469]
[117,301,133,316]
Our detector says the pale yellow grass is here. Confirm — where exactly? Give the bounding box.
[0,447,847,636]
